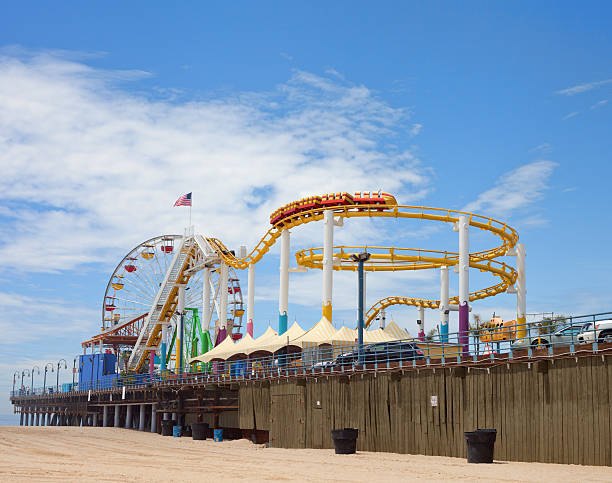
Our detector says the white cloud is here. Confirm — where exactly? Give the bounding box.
[463,161,557,218]
[556,78,612,96]
[528,143,552,154]
[409,123,422,137]
[562,111,579,120]
[0,50,430,274]
[590,99,608,110]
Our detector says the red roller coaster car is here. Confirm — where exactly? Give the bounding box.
[269,191,397,226]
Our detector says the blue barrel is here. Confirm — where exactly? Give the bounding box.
[173,425,182,438]
[214,429,223,442]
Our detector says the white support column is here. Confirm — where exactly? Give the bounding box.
[103,406,109,427]
[246,264,255,337]
[516,243,527,338]
[278,229,290,335]
[218,263,229,343]
[440,266,449,342]
[202,267,211,333]
[417,306,425,340]
[457,215,470,355]
[322,210,334,321]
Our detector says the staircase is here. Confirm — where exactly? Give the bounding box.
[127,236,192,371]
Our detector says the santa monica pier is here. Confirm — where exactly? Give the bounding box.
[10,191,612,466]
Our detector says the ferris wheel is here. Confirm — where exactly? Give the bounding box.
[101,234,245,345]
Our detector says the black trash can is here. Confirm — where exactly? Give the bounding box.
[161,419,177,436]
[464,429,497,463]
[191,422,209,440]
[331,428,359,454]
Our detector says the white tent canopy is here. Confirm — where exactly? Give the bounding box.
[257,322,306,354]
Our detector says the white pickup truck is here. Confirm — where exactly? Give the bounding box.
[577,319,612,344]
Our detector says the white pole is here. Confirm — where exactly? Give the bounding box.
[458,215,470,355]
[247,263,255,337]
[440,265,449,342]
[417,306,425,340]
[322,210,334,321]
[278,229,290,334]
[202,267,211,335]
[218,262,229,343]
[516,243,527,338]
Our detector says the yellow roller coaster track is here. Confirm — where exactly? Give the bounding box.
[205,203,519,329]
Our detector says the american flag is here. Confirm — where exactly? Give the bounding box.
[173,192,192,207]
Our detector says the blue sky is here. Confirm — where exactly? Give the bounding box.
[1,2,611,415]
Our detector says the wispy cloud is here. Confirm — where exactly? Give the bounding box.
[562,111,579,120]
[590,99,608,110]
[528,143,552,154]
[409,123,423,137]
[0,49,430,273]
[463,161,557,218]
[556,78,612,96]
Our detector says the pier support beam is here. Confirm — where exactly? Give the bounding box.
[151,404,158,433]
[279,228,290,335]
[139,404,146,431]
[125,405,133,429]
[114,405,120,428]
[19,412,23,426]
[93,413,98,427]
[103,406,109,427]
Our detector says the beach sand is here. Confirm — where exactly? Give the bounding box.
[0,427,610,482]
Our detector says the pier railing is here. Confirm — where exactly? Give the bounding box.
[10,311,612,397]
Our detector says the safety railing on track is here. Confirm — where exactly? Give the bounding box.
[10,312,612,398]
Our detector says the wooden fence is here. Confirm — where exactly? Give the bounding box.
[239,353,612,466]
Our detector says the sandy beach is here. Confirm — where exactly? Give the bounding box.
[0,427,610,482]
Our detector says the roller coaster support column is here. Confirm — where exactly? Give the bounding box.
[202,267,212,338]
[440,266,449,342]
[457,215,470,356]
[516,243,527,339]
[417,306,425,340]
[217,263,229,344]
[247,264,254,337]
[177,285,186,378]
[279,229,290,335]
[350,252,370,365]
[322,210,334,321]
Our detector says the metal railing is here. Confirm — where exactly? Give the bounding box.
[10,312,612,398]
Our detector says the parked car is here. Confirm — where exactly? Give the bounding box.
[577,319,612,344]
[333,341,424,367]
[510,324,584,349]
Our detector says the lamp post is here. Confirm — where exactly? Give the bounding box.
[12,371,20,395]
[56,359,67,392]
[73,356,78,386]
[21,369,30,394]
[350,252,371,365]
[43,363,54,394]
[31,366,40,394]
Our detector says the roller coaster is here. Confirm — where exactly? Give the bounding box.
[85,190,525,373]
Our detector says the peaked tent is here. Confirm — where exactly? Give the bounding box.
[190,334,236,363]
[384,320,412,340]
[364,328,397,343]
[290,317,337,348]
[257,322,306,354]
[245,326,279,356]
[226,333,256,359]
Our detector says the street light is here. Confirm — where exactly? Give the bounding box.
[43,363,54,394]
[73,356,79,386]
[12,371,20,395]
[350,252,371,365]
[31,366,40,394]
[21,369,30,394]
[56,359,67,392]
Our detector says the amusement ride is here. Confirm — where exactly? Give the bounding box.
[82,191,526,373]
